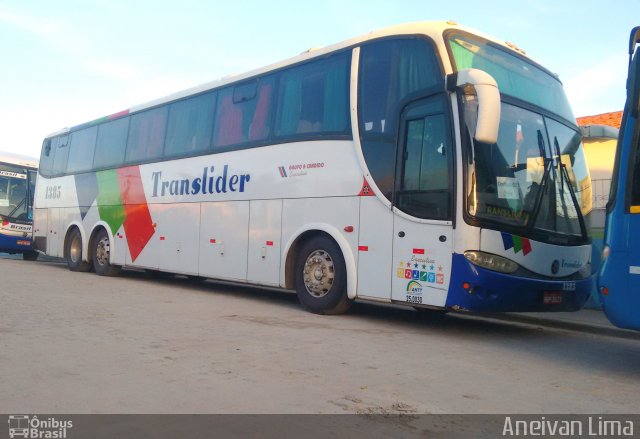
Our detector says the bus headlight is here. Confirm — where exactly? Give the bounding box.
[464,251,519,273]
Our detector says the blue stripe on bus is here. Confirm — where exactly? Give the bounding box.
[446,253,592,312]
[0,232,32,253]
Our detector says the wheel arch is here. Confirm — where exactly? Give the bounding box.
[282,223,357,300]
[63,221,86,261]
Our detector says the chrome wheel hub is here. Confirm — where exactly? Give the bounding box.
[303,250,334,298]
[69,235,81,263]
[95,237,110,266]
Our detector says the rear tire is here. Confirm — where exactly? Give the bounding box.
[294,235,352,315]
[92,229,121,276]
[65,228,91,271]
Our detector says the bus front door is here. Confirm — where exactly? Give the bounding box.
[390,96,455,308]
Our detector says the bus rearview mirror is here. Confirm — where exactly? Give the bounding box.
[448,69,501,144]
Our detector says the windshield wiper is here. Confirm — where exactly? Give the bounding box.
[553,136,588,239]
[525,130,553,234]
[7,198,26,219]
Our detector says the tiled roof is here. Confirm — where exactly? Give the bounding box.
[576,111,623,129]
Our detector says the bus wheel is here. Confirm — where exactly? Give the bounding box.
[22,250,39,261]
[295,236,352,315]
[92,229,121,277]
[66,228,91,271]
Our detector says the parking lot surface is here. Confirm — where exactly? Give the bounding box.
[1,256,639,414]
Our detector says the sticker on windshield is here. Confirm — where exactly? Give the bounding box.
[0,170,27,179]
[496,176,520,200]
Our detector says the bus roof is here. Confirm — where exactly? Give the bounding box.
[0,151,39,169]
[45,20,539,139]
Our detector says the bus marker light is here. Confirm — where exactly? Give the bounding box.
[344,226,354,233]
[601,287,609,296]
[413,248,424,254]
[358,245,369,252]
[462,282,471,290]
[210,239,216,244]
[266,241,274,246]
[159,236,166,241]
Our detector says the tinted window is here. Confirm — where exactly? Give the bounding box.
[39,138,55,177]
[213,77,275,149]
[275,52,350,138]
[358,38,441,200]
[630,118,640,208]
[51,135,70,176]
[94,117,129,169]
[126,106,168,163]
[396,97,452,220]
[165,92,216,157]
[67,126,98,173]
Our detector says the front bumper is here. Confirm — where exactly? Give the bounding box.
[445,253,592,312]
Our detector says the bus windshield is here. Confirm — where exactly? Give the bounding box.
[448,34,592,244]
[447,32,575,122]
[0,164,34,222]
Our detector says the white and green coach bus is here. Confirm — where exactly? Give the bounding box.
[34,21,593,314]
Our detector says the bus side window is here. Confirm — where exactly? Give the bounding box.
[274,52,350,138]
[126,106,168,163]
[94,116,129,169]
[396,97,453,221]
[358,37,441,201]
[39,138,56,177]
[67,126,98,174]
[630,137,640,208]
[165,91,216,157]
[213,77,275,150]
[51,136,70,176]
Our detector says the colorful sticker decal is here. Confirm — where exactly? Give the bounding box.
[74,165,154,262]
[396,255,446,285]
[406,281,423,295]
[406,281,423,303]
[358,178,374,196]
[501,232,532,256]
[278,162,325,178]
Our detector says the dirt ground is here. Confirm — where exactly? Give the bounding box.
[1,256,639,414]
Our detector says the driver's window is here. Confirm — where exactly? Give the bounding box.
[0,177,9,207]
[396,97,452,220]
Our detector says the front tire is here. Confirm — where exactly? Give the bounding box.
[92,229,121,276]
[295,236,352,315]
[22,250,39,261]
[65,228,91,271]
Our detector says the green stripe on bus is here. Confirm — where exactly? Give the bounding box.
[96,169,126,235]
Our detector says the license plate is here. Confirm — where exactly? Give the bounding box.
[543,291,563,305]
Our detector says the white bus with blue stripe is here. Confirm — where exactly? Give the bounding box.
[0,151,38,260]
[34,22,592,314]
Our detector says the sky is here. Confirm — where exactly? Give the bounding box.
[1,0,638,160]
